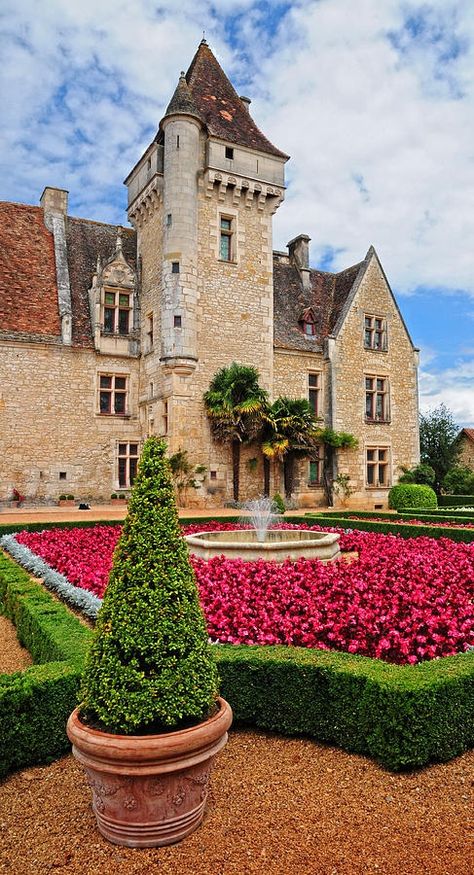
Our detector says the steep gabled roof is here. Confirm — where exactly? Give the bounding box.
[331,246,417,350]
[0,201,137,347]
[66,217,137,348]
[273,256,364,351]
[0,202,61,340]
[182,40,288,159]
[460,428,474,443]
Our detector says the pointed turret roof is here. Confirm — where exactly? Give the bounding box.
[163,70,204,123]
[174,39,288,159]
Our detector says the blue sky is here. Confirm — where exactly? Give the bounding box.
[1,0,473,426]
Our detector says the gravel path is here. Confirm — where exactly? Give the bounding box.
[0,615,32,674]
[0,735,472,875]
[1,551,472,875]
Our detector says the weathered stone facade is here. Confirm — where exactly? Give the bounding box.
[0,40,419,508]
[458,430,474,471]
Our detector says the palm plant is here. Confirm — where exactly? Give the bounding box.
[262,397,320,499]
[203,362,268,501]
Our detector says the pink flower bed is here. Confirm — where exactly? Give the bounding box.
[15,523,474,665]
[349,515,474,529]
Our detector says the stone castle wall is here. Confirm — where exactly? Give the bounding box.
[333,255,419,508]
[0,342,141,501]
[458,435,474,471]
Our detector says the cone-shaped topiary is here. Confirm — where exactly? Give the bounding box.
[80,437,219,734]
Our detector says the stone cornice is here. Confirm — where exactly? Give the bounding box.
[127,174,163,227]
[203,169,284,212]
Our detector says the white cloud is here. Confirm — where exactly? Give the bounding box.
[253,0,474,297]
[2,0,473,297]
[419,358,474,427]
[0,1,473,299]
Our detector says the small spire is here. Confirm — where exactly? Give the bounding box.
[163,70,204,123]
[200,31,207,45]
[115,227,123,254]
[96,254,102,273]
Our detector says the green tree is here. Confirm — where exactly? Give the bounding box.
[442,465,474,495]
[80,436,218,734]
[262,397,320,499]
[398,463,436,486]
[203,362,268,501]
[419,404,461,495]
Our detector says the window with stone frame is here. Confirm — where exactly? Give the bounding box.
[99,374,128,415]
[365,375,390,422]
[219,215,234,261]
[308,447,323,485]
[364,314,387,351]
[146,313,154,351]
[103,288,132,335]
[366,446,390,487]
[308,372,321,417]
[162,399,169,436]
[117,442,139,488]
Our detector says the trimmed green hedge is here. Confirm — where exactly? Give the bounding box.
[214,645,474,771]
[2,517,474,773]
[399,507,474,519]
[0,552,92,777]
[439,495,474,507]
[389,483,437,511]
[305,514,474,543]
[0,516,241,538]
[325,509,474,525]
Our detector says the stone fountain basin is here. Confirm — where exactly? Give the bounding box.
[185,528,341,563]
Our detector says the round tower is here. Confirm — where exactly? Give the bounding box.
[160,72,203,374]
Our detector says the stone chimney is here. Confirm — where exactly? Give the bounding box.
[288,234,311,290]
[40,187,72,345]
[40,187,69,216]
[240,95,251,112]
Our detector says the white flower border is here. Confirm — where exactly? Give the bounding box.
[0,533,102,620]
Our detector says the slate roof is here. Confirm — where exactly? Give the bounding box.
[273,256,364,351]
[164,72,204,123]
[179,40,288,159]
[1,198,361,354]
[65,217,136,348]
[0,202,137,348]
[0,202,61,340]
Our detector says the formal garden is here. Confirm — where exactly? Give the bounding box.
[0,431,473,872]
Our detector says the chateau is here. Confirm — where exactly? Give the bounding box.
[0,40,419,508]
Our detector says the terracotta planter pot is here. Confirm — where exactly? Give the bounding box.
[67,697,232,848]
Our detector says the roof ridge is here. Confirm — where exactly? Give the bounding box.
[68,216,135,232]
[334,259,365,276]
[0,200,43,212]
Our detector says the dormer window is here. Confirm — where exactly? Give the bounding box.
[103,290,132,335]
[299,307,317,337]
